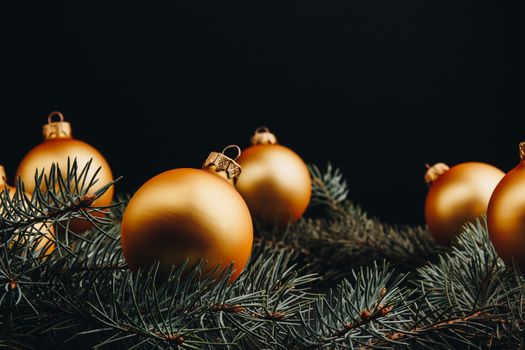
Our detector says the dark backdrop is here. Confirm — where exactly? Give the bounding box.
[0,1,522,225]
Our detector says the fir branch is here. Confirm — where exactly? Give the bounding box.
[362,220,525,349]
[109,193,131,222]
[292,261,415,349]
[309,163,349,214]
[287,221,524,349]
[1,158,120,239]
[2,162,524,349]
[2,223,319,349]
[0,159,120,317]
[256,202,440,284]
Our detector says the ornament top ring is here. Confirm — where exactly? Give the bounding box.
[221,144,242,160]
[47,110,64,123]
[43,111,72,140]
[202,145,243,184]
[424,162,451,185]
[520,142,525,160]
[251,126,278,145]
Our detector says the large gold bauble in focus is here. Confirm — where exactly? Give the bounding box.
[425,162,504,246]
[16,112,114,232]
[121,148,253,282]
[236,128,311,226]
[487,143,525,270]
[1,165,55,257]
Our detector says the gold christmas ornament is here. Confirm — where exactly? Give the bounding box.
[1,165,55,256]
[121,145,253,282]
[425,162,505,245]
[487,142,525,270]
[16,111,114,232]
[236,127,311,226]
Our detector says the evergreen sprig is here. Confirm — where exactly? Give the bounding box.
[0,162,523,349]
[309,163,349,214]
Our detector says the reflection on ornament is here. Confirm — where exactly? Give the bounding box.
[425,162,504,245]
[236,127,311,226]
[16,111,114,232]
[488,142,525,270]
[121,145,253,282]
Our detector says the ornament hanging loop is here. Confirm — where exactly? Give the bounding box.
[424,162,450,186]
[222,145,242,160]
[42,111,72,140]
[519,142,525,160]
[47,111,65,123]
[255,126,270,134]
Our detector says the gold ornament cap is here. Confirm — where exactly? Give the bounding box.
[202,145,242,185]
[0,165,7,187]
[251,126,278,145]
[425,162,450,185]
[520,142,525,161]
[42,111,73,140]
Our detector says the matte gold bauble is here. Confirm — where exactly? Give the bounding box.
[487,143,525,270]
[121,146,253,282]
[16,112,114,232]
[425,162,504,245]
[236,127,311,226]
[1,165,55,257]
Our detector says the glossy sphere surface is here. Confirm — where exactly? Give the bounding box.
[425,162,504,245]
[487,161,525,269]
[121,168,253,281]
[236,144,311,226]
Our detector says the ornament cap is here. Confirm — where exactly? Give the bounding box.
[0,165,7,187]
[251,126,278,145]
[520,142,525,161]
[424,162,450,185]
[202,145,242,185]
[42,111,73,140]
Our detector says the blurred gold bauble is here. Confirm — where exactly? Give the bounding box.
[121,146,253,282]
[1,165,55,257]
[236,127,311,226]
[16,111,114,232]
[425,162,504,245]
[487,143,525,270]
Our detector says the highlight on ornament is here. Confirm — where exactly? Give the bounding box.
[121,144,253,282]
[424,161,504,245]
[236,126,312,226]
[487,142,525,270]
[16,111,115,232]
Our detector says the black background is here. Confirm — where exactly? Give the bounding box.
[0,1,522,225]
